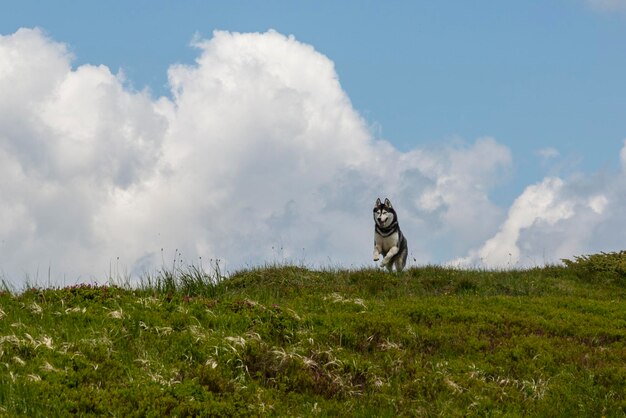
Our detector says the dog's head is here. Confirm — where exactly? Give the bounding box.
[373,198,396,228]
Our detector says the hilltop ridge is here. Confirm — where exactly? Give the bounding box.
[1,262,625,416]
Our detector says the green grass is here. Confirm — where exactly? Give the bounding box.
[0,261,625,417]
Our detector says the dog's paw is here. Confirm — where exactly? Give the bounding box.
[373,255,380,261]
[380,259,388,267]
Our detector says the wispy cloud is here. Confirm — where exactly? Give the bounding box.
[536,147,560,161]
[586,0,626,12]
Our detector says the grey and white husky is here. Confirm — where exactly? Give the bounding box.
[373,198,408,272]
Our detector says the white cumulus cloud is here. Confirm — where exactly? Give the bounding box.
[456,140,626,268]
[1,27,624,285]
[0,28,167,284]
[0,28,514,284]
[454,178,574,267]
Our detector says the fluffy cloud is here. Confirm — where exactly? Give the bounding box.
[456,141,626,268]
[0,28,624,285]
[0,28,514,284]
[454,178,575,266]
[0,28,167,284]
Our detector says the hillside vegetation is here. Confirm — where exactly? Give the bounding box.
[1,254,625,417]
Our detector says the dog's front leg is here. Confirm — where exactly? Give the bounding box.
[373,244,382,262]
[380,246,399,267]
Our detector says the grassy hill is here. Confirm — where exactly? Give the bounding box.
[1,257,625,417]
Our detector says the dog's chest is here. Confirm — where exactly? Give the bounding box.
[375,231,399,253]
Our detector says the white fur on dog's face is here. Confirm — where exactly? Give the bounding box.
[374,208,394,228]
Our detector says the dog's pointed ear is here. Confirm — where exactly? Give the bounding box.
[376,198,381,207]
[384,198,392,208]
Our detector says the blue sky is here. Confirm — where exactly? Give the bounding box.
[1,1,626,283]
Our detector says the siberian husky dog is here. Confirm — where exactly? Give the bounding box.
[373,198,408,272]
